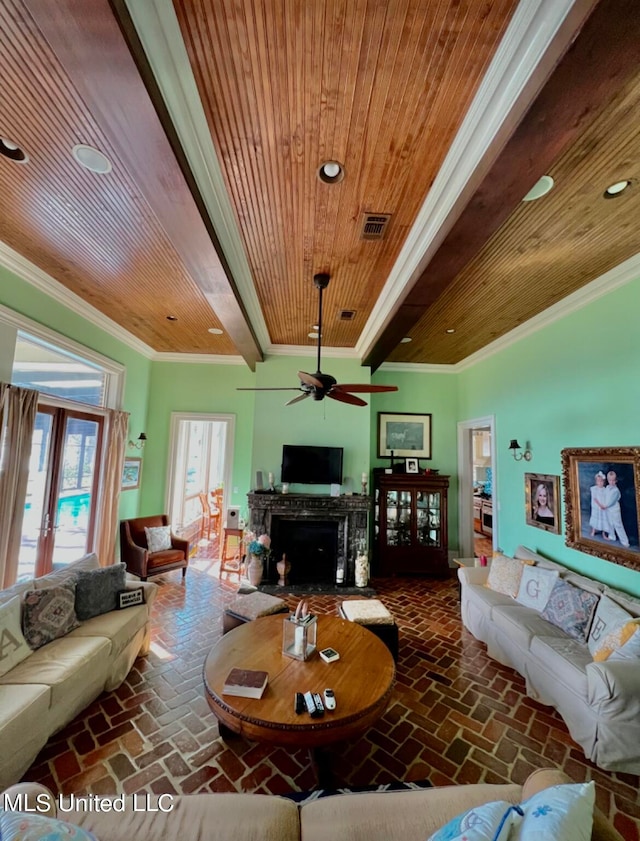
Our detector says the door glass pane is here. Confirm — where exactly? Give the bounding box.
[18,412,53,581]
[52,417,99,566]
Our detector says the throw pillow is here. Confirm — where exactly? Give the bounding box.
[0,595,33,677]
[426,799,518,841]
[592,617,640,662]
[75,563,127,621]
[541,580,599,643]
[144,525,172,553]
[514,781,594,840]
[486,554,526,598]
[587,595,632,656]
[516,566,559,611]
[0,810,97,840]
[22,583,80,650]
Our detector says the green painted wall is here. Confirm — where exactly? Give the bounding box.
[0,265,152,519]
[458,276,640,596]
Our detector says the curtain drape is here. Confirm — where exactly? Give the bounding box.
[92,409,129,567]
[0,383,39,588]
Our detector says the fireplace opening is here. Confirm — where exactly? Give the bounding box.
[271,519,339,584]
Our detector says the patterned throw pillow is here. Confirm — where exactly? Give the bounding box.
[588,595,633,656]
[541,580,599,643]
[516,781,594,840]
[592,617,640,662]
[0,595,33,677]
[144,525,172,553]
[0,810,97,840]
[516,566,559,612]
[22,583,80,650]
[75,563,127,621]
[426,799,517,841]
[486,554,526,598]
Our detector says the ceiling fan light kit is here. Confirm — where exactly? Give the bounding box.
[237,273,398,406]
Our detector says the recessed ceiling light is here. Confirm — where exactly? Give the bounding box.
[522,175,554,202]
[308,332,320,339]
[166,315,178,321]
[208,327,224,335]
[604,180,631,198]
[0,137,28,163]
[445,328,456,334]
[400,337,412,344]
[317,160,345,184]
[72,144,112,174]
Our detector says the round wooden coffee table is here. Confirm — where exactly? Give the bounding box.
[203,613,395,748]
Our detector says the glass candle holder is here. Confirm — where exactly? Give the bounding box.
[282,614,317,661]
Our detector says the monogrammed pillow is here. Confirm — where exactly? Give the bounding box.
[0,595,33,676]
[516,566,559,611]
[588,595,632,656]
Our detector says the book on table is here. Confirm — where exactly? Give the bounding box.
[222,668,269,699]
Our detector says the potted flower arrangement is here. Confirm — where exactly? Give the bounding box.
[244,531,271,586]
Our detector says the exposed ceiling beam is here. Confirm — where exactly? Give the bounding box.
[363,0,640,371]
[23,0,263,369]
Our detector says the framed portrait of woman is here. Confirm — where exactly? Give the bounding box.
[525,473,561,534]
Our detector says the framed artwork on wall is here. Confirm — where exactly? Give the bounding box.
[525,472,561,534]
[377,412,432,459]
[121,457,142,490]
[561,446,640,570]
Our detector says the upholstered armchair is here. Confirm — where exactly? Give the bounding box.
[119,514,189,581]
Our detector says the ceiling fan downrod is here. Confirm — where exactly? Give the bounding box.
[313,272,330,375]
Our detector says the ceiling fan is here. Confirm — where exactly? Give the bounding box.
[238,273,398,406]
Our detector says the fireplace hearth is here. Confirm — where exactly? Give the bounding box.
[247,492,370,587]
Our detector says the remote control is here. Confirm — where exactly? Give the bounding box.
[312,692,325,716]
[323,688,336,710]
[295,692,305,714]
[304,691,322,717]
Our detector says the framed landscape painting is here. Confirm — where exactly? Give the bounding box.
[377,412,432,459]
[525,473,561,534]
[561,446,640,570]
[121,457,142,490]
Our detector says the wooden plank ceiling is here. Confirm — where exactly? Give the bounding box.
[1,0,639,366]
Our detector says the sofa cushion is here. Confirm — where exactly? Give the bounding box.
[69,604,148,660]
[529,636,592,697]
[486,554,527,597]
[75,563,127,621]
[0,635,110,709]
[0,810,98,841]
[145,525,172,552]
[603,586,640,618]
[22,583,80,650]
[564,572,606,597]
[514,546,567,572]
[0,684,50,767]
[515,566,559,611]
[464,582,515,613]
[588,595,632,656]
[147,550,186,569]
[0,578,35,608]
[0,595,33,676]
[492,604,569,652]
[34,553,100,589]
[541,579,599,643]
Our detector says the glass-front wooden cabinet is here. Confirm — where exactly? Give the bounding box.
[373,471,449,577]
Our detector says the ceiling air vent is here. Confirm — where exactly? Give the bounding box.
[360,212,391,240]
[339,309,356,321]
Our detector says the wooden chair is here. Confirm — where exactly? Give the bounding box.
[219,527,244,579]
[198,493,212,540]
[208,488,223,539]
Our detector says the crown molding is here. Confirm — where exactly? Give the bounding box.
[356,0,578,358]
[151,352,245,365]
[264,343,361,360]
[0,241,156,359]
[378,362,456,375]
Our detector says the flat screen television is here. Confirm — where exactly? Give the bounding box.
[281,444,343,485]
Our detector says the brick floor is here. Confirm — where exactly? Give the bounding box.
[20,544,640,838]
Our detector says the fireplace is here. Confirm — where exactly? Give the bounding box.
[247,492,370,586]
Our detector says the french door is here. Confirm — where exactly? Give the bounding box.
[18,406,103,580]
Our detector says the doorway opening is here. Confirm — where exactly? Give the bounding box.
[166,413,235,545]
[457,416,497,559]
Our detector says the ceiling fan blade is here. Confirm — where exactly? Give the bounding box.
[285,393,310,406]
[236,387,304,391]
[297,370,323,388]
[327,390,368,407]
[332,384,399,394]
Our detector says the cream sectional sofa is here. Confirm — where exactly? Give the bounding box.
[1,769,624,841]
[0,554,157,789]
[459,545,640,773]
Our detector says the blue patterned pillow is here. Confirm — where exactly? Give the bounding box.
[427,800,518,840]
[22,583,80,650]
[516,781,594,839]
[541,579,599,643]
[0,810,97,840]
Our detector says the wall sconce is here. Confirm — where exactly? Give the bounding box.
[509,439,531,461]
[128,432,147,450]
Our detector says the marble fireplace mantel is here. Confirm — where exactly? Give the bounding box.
[247,492,370,586]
